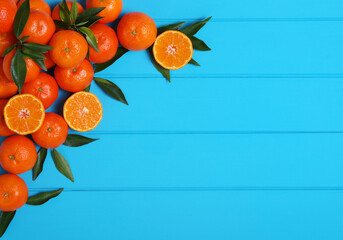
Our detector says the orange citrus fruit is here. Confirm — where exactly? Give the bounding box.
[43,51,56,69]
[0,135,37,174]
[0,174,28,212]
[88,23,118,64]
[153,30,193,70]
[0,31,16,57]
[52,1,84,21]
[32,112,69,149]
[0,0,17,34]
[22,72,59,109]
[3,49,40,83]
[0,99,14,137]
[49,30,88,68]
[4,94,45,135]
[17,0,51,16]
[0,59,18,98]
[54,59,94,92]
[117,12,157,51]
[21,10,56,45]
[63,92,103,132]
[86,0,122,24]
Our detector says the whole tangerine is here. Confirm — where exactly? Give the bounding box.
[0,174,28,212]
[49,30,88,68]
[54,59,94,92]
[22,72,59,109]
[88,23,118,64]
[0,135,37,174]
[32,112,69,149]
[117,12,157,51]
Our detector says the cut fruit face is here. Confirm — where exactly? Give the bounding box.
[153,30,193,70]
[63,92,103,132]
[4,94,45,135]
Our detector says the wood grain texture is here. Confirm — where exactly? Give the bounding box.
[4,191,343,240]
[2,0,343,239]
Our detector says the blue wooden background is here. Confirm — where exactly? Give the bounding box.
[3,0,343,239]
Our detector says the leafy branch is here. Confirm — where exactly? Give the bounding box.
[55,0,104,53]
[3,0,53,93]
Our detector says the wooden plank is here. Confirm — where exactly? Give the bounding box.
[15,133,343,188]
[4,190,343,240]
[95,21,343,77]
[50,77,343,132]
[47,0,343,19]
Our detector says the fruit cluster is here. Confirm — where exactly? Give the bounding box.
[0,0,211,237]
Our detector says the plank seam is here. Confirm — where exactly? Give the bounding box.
[71,131,343,135]
[95,74,343,79]
[28,187,343,192]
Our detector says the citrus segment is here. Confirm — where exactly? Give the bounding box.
[4,94,45,135]
[153,30,193,70]
[63,92,103,132]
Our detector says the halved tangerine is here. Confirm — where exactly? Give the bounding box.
[63,92,103,132]
[153,30,193,70]
[4,94,45,135]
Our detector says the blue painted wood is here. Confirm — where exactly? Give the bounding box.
[47,78,343,132]
[97,21,343,77]
[2,0,343,239]
[4,191,343,240]
[11,133,343,189]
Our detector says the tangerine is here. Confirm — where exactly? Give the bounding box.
[22,72,59,109]
[32,112,68,149]
[17,0,51,16]
[0,135,37,174]
[3,49,40,83]
[117,12,157,51]
[55,59,94,92]
[0,0,17,34]
[0,174,28,212]
[4,94,45,135]
[88,23,118,64]
[49,30,88,68]
[21,10,56,45]
[86,0,122,24]
[0,100,14,137]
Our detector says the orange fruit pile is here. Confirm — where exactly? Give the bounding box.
[0,0,197,218]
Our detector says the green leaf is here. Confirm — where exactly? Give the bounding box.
[189,36,211,51]
[33,59,47,71]
[75,7,105,25]
[83,84,91,92]
[189,59,200,66]
[76,16,103,28]
[70,0,78,23]
[23,42,53,52]
[32,148,47,181]
[52,149,74,182]
[11,50,26,93]
[94,47,129,73]
[20,36,30,43]
[54,20,70,30]
[59,4,71,25]
[2,44,17,57]
[26,189,63,206]
[148,47,170,82]
[157,21,185,35]
[13,0,30,38]
[22,48,46,60]
[181,17,212,36]
[0,211,15,238]
[94,78,128,105]
[78,27,99,53]
[63,134,98,147]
